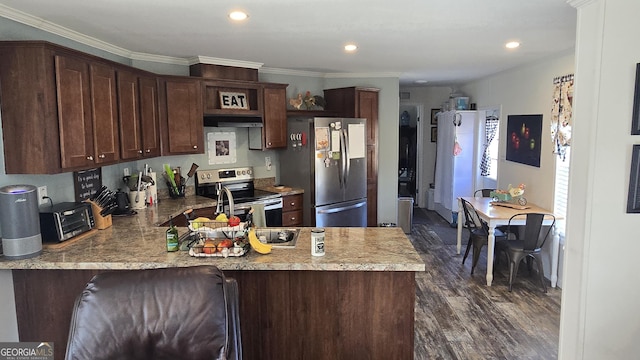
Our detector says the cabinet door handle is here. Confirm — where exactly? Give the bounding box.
[86,155,94,161]
[138,150,143,154]
[268,142,272,146]
[145,149,151,153]
[98,154,106,159]
[290,202,296,206]
[193,145,198,149]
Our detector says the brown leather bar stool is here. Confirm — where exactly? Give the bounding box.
[65,266,242,360]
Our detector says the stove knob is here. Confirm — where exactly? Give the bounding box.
[206,174,211,179]
[241,170,246,175]
[247,169,252,175]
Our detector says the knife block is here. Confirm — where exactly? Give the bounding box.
[86,200,112,230]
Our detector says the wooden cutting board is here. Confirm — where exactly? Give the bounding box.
[264,185,292,193]
[43,229,98,250]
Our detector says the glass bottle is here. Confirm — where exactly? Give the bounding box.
[166,221,179,252]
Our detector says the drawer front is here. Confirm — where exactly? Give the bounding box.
[282,210,303,226]
[283,194,303,212]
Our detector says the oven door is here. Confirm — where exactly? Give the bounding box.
[231,198,283,227]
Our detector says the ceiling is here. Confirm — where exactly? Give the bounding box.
[0,0,576,86]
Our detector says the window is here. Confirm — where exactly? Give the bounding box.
[554,147,570,235]
[487,124,499,180]
[480,115,500,180]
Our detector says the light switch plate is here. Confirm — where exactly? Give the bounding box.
[123,168,130,176]
[265,156,272,171]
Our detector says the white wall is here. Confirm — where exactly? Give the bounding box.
[456,51,574,283]
[460,51,575,210]
[0,270,18,341]
[560,0,640,358]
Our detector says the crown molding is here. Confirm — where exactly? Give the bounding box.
[0,4,133,58]
[324,72,401,79]
[187,56,263,69]
[260,68,400,80]
[567,0,597,9]
[259,67,325,78]
[0,4,402,79]
[0,4,189,66]
[131,52,189,66]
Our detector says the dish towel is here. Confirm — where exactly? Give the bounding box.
[252,203,266,227]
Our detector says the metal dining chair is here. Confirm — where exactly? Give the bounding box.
[460,198,507,274]
[501,212,556,292]
[474,188,496,197]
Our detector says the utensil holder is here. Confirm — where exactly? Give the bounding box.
[85,200,112,230]
[129,191,146,210]
[167,182,186,198]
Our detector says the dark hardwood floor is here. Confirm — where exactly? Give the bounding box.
[410,208,561,359]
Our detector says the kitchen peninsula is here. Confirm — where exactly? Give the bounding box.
[1,197,425,360]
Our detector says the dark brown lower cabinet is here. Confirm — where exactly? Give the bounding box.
[13,269,415,360]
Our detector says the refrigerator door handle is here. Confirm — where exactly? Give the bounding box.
[342,128,351,189]
[316,201,366,214]
[344,129,351,188]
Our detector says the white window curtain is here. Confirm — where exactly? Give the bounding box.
[480,116,499,176]
[550,74,574,161]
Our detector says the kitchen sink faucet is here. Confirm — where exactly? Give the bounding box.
[215,182,235,216]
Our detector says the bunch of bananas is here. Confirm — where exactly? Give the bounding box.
[247,229,272,254]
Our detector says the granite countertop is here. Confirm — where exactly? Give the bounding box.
[0,195,424,272]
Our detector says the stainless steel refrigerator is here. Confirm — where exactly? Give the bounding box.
[279,117,367,227]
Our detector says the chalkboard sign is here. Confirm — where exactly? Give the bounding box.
[74,168,102,202]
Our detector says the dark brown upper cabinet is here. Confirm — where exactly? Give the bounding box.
[117,69,161,160]
[248,83,288,150]
[158,76,204,155]
[261,84,288,149]
[0,42,120,174]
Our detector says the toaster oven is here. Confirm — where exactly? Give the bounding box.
[39,202,95,243]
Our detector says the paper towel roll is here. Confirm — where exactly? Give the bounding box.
[146,172,158,205]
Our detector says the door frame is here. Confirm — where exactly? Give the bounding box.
[398,104,425,207]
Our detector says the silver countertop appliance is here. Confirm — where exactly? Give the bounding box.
[0,184,42,259]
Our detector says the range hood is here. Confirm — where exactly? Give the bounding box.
[204,115,263,128]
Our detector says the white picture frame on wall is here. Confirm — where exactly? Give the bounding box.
[208,131,237,165]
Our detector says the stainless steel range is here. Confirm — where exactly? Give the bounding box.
[195,166,283,226]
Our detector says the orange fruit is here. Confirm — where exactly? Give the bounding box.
[203,239,216,254]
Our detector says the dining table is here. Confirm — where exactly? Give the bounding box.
[456,196,563,287]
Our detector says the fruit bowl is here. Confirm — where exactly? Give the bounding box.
[188,236,250,258]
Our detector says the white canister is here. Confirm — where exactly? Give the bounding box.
[311,228,325,256]
[129,191,146,210]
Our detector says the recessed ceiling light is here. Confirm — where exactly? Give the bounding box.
[415,80,428,84]
[505,41,520,49]
[344,44,358,52]
[229,11,248,21]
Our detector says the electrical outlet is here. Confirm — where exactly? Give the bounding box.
[123,167,130,176]
[38,186,48,205]
[265,156,272,171]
